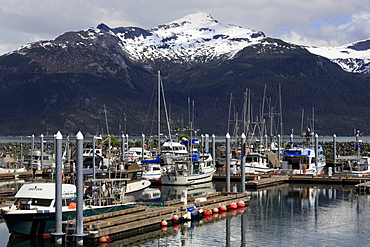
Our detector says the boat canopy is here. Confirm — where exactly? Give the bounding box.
[15,183,76,199]
[142,155,161,164]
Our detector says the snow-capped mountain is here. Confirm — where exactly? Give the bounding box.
[13,11,370,75]
[306,40,370,74]
[17,11,266,67]
[116,11,266,63]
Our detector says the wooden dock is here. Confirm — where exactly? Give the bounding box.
[214,172,370,188]
[246,176,289,189]
[62,192,250,244]
[0,171,32,180]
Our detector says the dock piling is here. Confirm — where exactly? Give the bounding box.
[52,131,65,244]
[226,133,231,192]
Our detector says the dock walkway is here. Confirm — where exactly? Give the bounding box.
[246,176,289,189]
[62,192,250,243]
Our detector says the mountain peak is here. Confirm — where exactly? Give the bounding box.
[170,11,218,26]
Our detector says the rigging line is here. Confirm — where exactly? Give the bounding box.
[104,104,110,136]
[142,74,157,135]
[227,93,233,134]
[160,74,172,142]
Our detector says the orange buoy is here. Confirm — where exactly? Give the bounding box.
[220,205,227,211]
[173,214,179,221]
[203,209,212,216]
[68,202,76,209]
[104,235,111,242]
[229,202,237,210]
[161,219,168,226]
[237,201,245,208]
[213,208,219,213]
[99,236,108,243]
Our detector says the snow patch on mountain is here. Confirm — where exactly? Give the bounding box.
[112,11,266,63]
[306,39,370,74]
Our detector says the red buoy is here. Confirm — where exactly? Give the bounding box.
[161,219,168,226]
[203,209,212,216]
[220,205,227,211]
[229,202,237,209]
[104,235,111,242]
[173,214,179,221]
[237,201,245,208]
[99,236,108,243]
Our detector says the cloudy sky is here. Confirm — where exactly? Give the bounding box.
[1,0,370,55]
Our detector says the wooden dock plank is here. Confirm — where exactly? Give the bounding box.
[82,207,177,230]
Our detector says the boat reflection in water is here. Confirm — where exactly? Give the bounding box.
[7,183,370,246]
[159,181,216,202]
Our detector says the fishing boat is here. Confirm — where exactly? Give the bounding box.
[140,162,163,181]
[334,156,370,175]
[0,154,26,174]
[23,149,55,170]
[159,142,216,185]
[244,152,272,174]
[280,129,326,174]
[110,162,151,196]
[123,147,152,163]
[0,181,135,236]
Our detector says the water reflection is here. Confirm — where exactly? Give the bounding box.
[3,183,370,246]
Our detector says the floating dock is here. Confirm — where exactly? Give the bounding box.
[0,171,32,180]
[246,176,289,189]
[62,192,250,244]
[215,172,370,189]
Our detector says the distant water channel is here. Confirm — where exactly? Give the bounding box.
[1,181,370,246]
[1,135,370,143]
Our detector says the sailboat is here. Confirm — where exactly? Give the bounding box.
[153,71,216,185]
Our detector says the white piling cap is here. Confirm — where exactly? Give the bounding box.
[241,133,246,138]
[226,133,230,138]
[56,131,62,139]
[76,131,84,140]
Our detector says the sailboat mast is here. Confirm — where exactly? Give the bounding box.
[158,71,161,154]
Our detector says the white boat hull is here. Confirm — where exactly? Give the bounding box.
[159,168,215,186]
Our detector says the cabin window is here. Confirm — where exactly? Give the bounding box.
[32,198,52,207]
[15,198,30,205]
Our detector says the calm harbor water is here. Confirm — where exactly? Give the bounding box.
[1,182,370,246]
